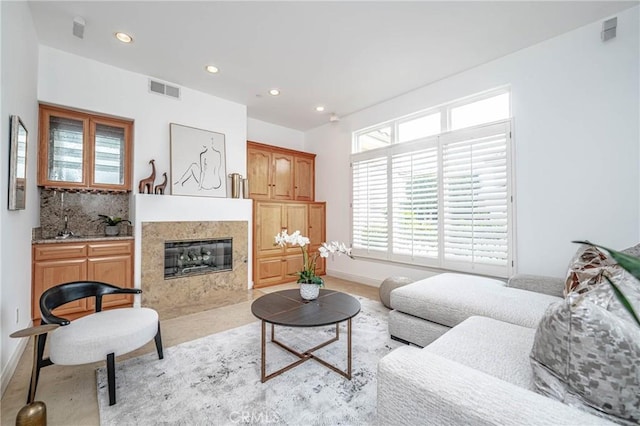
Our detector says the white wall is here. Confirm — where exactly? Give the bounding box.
[38,47,248,189]
[247,117,305,151]
[307,7,640,284]
[0,1,40,395]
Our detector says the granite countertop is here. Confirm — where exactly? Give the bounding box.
[33,235,135,244]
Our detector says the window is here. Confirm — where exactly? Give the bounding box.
[352,157,388,254]
[391,147,439,259]
[353,125,392,153]
[450,92,509,130]
[351,89,513,277]
[398,113,441,143]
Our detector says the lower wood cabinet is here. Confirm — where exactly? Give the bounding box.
[255,254,304,287]
[253,200,326,288]
[32,239,134,323]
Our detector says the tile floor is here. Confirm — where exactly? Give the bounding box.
[1,277,381,425]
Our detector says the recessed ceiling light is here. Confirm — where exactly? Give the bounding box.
[115,32,133,43]
[269,89,280,96]
[205,65,219,74]
[315,106,325,112]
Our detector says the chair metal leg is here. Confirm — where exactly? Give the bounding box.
[154,323,164,359]
[27,333,48,404]
[107,353,116,406]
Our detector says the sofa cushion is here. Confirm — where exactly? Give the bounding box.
[531,272,640,424]
[378,347,616,426]
[424,316,536,389]
[391,273,560,329]
[621,243,640,258]
[379,276,414,309]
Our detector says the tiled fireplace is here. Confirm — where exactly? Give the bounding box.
[134,194,252,318]
[141,220,248,318]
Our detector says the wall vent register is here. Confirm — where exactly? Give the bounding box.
[149,79,181,99]
[164,238,232,279]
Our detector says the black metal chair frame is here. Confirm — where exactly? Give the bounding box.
[31,281,164,406]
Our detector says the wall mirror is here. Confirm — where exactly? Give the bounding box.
[9,115,27,210]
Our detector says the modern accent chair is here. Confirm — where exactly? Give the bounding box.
[32,281,163,405]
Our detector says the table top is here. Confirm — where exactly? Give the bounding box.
[251,289,361,327]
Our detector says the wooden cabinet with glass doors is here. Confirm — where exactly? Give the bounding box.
[38,104,133,191]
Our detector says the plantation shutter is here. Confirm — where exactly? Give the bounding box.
[441,122,511,276]
[352,157,388,257]
[391,147,439,262]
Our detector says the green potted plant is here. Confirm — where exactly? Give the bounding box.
[99,215,131,237]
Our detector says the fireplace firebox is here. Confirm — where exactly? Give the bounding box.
[164,238,232,279]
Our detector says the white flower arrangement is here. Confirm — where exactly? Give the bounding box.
[275,230,353,285]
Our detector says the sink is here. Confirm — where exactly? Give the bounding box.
[54,234,83,240]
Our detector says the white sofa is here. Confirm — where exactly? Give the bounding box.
[388,273,563,347]
[377,273,615,425]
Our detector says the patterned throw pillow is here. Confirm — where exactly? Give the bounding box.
[564,245,616,296]
[530,272,640,424]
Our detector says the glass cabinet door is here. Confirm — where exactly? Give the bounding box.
[47,115,86,183]
[93,122,126,186]
[38,105,132,191]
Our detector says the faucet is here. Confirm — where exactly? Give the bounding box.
[57,215,75,238]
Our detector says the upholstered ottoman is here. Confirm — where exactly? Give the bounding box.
[389,273,561,347]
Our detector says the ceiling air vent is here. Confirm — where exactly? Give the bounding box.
[148,79,181,100]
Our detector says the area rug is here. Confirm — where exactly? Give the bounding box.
[97,296,399,425]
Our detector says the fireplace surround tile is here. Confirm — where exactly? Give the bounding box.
[141,221,248,318]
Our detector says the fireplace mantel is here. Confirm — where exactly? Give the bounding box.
[133,194,252,223]
[133,194,253,304]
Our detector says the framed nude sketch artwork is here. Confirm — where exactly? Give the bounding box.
[170,123,227,197]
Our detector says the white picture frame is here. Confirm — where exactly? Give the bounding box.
[170,123,227,198]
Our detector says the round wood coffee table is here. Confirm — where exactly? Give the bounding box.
[251,289,361,383]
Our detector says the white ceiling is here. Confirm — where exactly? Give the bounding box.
[28,1,638,131]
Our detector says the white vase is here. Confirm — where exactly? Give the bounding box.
[299,283,320,301]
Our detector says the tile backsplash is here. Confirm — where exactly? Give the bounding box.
[39,189,131,238]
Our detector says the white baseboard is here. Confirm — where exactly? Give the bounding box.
[326,269,381,287]
[1,333,29,397]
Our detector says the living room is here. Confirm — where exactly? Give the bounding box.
[1,1,639,425]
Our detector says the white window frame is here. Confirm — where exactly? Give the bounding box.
[351,88,514,278]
